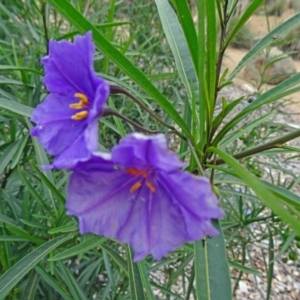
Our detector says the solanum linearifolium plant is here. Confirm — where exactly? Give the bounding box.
[0,0,300,299]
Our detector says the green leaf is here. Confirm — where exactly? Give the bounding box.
[30,163,65,206]
[49,235,105,261]
[272,231,297,262]
[46,0,191,137]
[0,65,43,75]
[197,0,209,146]
[173,0,198,73]
[227,12,300,82]
[206,0,217,111]
[0,141,21,176]
[56,261,88,300]
[0,97,33,117]
[0,78,34,87]
[108,98,126,136]
[194,220,232,300]
[35,265,72,300]
[137,261,155,300]
[239,73,300,120]
[0,214,44,245]
[18,168,52,214]
[155,0,198,100]
[58,21,131,40]
[21,270,40,300]
[100,244,128,275]
[266,227,274,300]
[216,173,300,212]
[126,245,146,300]
[228,260,261,275]
[0,234,73,299]
[224,0,264,49]
[263,181,300,211]
[212,96,243,132]
[0,236,30,242]
[26,120,57,217]
[11,135,29,169]
[209,147,300,235]
[219,110,275,148]
[213,73,300,146]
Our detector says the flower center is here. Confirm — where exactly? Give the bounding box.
[69,93,89,120]
[125,167,156,193]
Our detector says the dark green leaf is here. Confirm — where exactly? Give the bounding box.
[0,234,74,299]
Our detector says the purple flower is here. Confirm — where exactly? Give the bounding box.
[30,32,109,169]
[66,133,224,261]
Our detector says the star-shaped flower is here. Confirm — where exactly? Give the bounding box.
[66,133,224,261]
[30,32,109,169]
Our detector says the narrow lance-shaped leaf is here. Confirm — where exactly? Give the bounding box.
[173,0,198,73]
[0,234,74,299]
[126,245,146,300]
[197,0,209,147]
[155,0,198,100]
[0,97,33,117]
[194,220,232,300]
[226,12,300,82]
[209,147,300,236]
[25,120,56,211]
[206,0,217,120]
[224,0,264,49]
[49,235,105,261]
[213,72,300,146]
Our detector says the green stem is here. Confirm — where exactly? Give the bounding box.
[187,139,204,175]
[211,128,300,165]
[110,85,179,132]
[40,1,49,54]
[102,108,168,135]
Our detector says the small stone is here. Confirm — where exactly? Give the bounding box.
[241,83,257,94]
[291,289,299,299]
[277,274,287,283]
[248,274,255,282]
[293,281,300,290]
[276,282,286,292]
[239,280,248,293]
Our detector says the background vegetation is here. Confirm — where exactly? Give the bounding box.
[0,0,300,299]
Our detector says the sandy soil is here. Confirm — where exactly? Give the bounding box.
[223,9,300,118]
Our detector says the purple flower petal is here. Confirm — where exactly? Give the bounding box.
[66,134,224,261]
[117,180,190,261]
[112,133,185,171]
[30,32,109,168]
[42,31,103,99]
[30,93,87,156]
[50,135,91,169]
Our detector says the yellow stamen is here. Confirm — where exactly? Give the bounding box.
[71,110,88,120]
[126,168,148,178]
[69,93,89,110]
[74,93,89,106]
[130,181,142,193]
[69,103,84,109]
[146,182,156,193]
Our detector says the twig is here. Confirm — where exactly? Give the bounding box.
[109,84,185,140]
[210,128,300,165]
[214,0,229,100]
[41,1,49,54]
[187,139,204,176]
[102,107,167,135]
[209,153,217,184]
